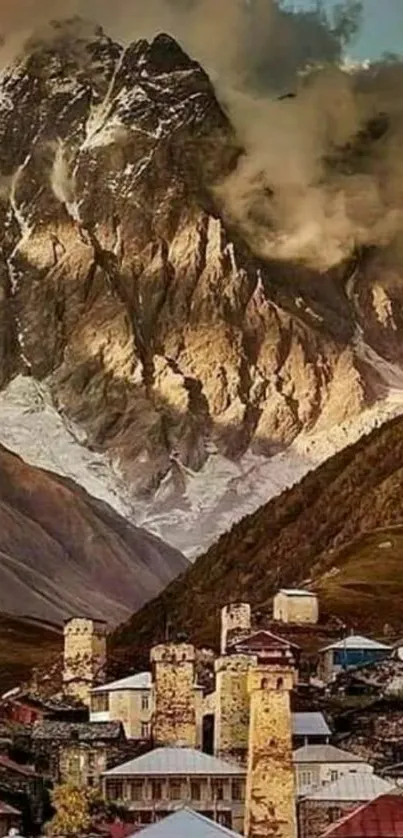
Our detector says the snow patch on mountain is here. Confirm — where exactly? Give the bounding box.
[0,376,132,518]
[1,376,403,562]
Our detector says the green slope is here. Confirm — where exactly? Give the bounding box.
[111,413,403,668]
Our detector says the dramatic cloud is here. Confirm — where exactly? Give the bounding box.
[1,0,402,271]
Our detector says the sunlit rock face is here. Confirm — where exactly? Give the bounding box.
[1,22,403,557]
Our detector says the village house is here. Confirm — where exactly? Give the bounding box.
[0,692,88,726]
[90,667,204,745]
[31,720,128,787]
[292,713,331,748]
[273,590,319,625]
[320,794,403,838]
[129,807,243,838]
[90,673,153,740]
[331,654,403,698]
[318,636,392,684]
[102,747,246,832]
[0,801,21,838]
[294,745,373,796]
[297,772,394,838]
[333,697,403,770]
[0,754,44,835]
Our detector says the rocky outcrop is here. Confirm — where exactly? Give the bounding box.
[0,22,403,555]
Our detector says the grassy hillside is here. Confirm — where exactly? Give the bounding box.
[0,615,62,693]
[111,413,403,668]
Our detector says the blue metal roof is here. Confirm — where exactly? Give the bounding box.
[292,712,331,737]
[131,808,241,838]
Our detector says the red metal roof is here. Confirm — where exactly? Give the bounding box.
[230,630,300,650]
[322,795,403,838]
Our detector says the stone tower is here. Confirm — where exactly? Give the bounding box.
[244,662,297,838]
[151,643,197,747]
[220,603,251,654]
[214,654,255,765]
[63,617,107,706]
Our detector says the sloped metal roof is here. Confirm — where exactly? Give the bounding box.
[104,748,244,777]
[305,773,394,801]
[0,801,21,815]
[321,636,392,653]
[321,794,403,838]
[293,712,331,737]
[130,808,241,838]
[293,745,366,764]
[92,672,152,693]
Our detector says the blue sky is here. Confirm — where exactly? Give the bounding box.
[288,0,403,59]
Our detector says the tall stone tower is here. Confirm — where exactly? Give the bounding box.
[244,662,297,838]
[220,603,251,654]
[214,654,255,765]
[63,617,107,706]
[151,643,197,747]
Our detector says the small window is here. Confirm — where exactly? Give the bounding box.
[129,781,144,802]
[141,693,150,711]
[151,780,162,801]
[169,780,182,800]
[87,752,96,770]
[231,780,245,801]
[107,779,123,800]
[330,770,338,782]
[301,771,312,787]
[91,692,109,713]
[191,780,201,801]
[276,677,284,690]
[213,781,224,801]
[329,807,341,823]
[141,722,151,739]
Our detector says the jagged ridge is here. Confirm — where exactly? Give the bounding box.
[0,23,402,556]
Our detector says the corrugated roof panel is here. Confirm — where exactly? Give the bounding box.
[293,745,366,764]
[104,748,244,777]
[321,636,392,653]
[129,808,241,838]
[292,712,331,737]
[322,794,403,837]
[306,773,394,801]
[92,672,152,693]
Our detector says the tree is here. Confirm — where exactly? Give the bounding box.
[46,784,100,837]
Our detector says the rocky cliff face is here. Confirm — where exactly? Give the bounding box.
[1,22,403,556]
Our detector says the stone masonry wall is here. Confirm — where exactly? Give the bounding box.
[297,799,360,838]
[214,655,254,765]
[151,644,197,747]
[63,618,107,706]
[244,666,297,838]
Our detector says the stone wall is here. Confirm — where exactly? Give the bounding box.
[214,655,253,765]
[63,618,107,706]
[297,799,360,838]
[220,604,252,654]
[244,666,297,838]
[273,593,318,625]
[151,644,197,747]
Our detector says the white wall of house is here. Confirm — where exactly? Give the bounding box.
[295,760,373,796]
